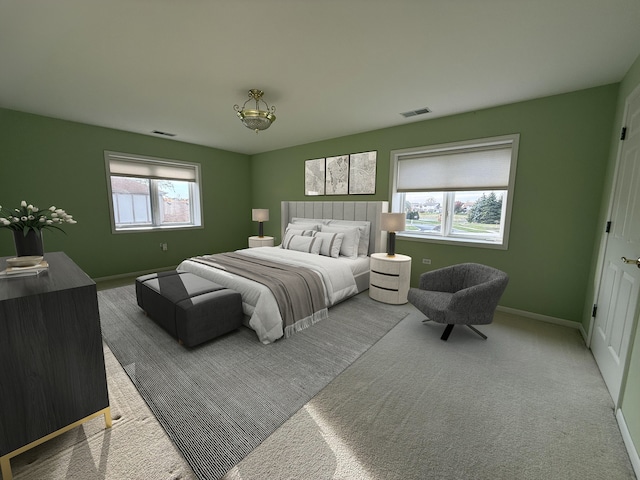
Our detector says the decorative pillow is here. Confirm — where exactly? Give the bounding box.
[282,226,316,248]
[312,231,344,258]
[291,218,329,226]
[282,234,322,255]
[319,225,360,259]
[286,223,318,233]
[327,220,371,256]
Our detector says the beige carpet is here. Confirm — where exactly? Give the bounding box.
[223,308,636,480]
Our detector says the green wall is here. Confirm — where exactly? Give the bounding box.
[614,51,640,465]
[251,85,619,324]
[0,108,252,277]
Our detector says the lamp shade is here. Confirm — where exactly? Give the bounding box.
[381,213,406,232]
[252,209,269,222]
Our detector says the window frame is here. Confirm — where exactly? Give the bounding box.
[389,134,519,250]
[104,151,204,233]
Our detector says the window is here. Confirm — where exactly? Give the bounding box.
[390,134,519,249]
[104,151,203,232]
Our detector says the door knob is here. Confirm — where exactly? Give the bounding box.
[621,256,640,268]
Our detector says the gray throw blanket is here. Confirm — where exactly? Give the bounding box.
[191,252,328,337]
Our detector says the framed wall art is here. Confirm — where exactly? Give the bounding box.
[305,158,325,196]
[325,155,349,195]
[348,150,377,194]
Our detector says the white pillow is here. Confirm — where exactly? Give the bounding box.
[282,234,322,255]
[282,226,316,248]
[291,218,329,226]
[286,222,318,233]
[312,231,344,258]
[319,225,360,259]
[327,220,371,256]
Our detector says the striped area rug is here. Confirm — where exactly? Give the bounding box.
[98,285,408,480]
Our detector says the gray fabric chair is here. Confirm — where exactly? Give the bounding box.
[407,263,509,341]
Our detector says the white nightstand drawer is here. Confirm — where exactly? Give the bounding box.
[371,258,402,275]
[370,271,401,290]
[369,284,404,304]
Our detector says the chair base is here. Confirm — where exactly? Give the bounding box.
[440,323,488,341]
[421,318,488,341]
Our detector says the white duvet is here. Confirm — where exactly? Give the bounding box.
[177,247,360,344]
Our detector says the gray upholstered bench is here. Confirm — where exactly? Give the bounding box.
[135,270,243,347]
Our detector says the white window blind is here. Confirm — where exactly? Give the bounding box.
[108,155,197,181]
[396,144,513,192]
[104,150,203,233]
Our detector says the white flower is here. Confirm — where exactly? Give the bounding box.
[0,201,78,231]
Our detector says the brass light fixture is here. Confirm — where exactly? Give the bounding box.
[234,89,276,133]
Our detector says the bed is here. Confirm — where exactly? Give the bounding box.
[177,201,388,344]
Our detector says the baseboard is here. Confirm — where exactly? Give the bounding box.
[616,408,640,478]
[93,265,178,283]
[496,305,587,341]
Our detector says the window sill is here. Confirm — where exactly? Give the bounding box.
[112,224,203,234]
[397,232,508,250]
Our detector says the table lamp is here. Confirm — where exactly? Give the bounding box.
[380,213,406,257]
[252,209,269,237]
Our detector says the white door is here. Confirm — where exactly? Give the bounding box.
[591,86,640,405]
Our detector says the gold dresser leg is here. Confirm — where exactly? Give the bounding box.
[104,406,113,428]
[0,406,112,480]
[1,453,13,480]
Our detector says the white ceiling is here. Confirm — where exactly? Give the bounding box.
[1,1,640,155]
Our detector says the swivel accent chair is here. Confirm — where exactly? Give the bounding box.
[407,263,509,341]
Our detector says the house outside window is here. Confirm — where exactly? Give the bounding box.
[104,151,203,233]
[389,134,519,249]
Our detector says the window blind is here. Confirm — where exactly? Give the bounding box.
[396,144,513,192]
[107,154,197,181]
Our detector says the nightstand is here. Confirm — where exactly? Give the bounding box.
[369,253,412,304]
[248,236,274,248]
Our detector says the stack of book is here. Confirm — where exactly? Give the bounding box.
[0,260,49,278]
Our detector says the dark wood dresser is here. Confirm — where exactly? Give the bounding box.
[0,252,110,480]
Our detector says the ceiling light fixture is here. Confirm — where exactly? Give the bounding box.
[234,89,276,133]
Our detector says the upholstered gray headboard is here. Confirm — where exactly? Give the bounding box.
[281,201,388,255]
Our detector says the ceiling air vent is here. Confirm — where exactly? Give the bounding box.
[152,130,176,137]
[400,107,431,118]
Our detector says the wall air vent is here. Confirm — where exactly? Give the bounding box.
[152,130,176,137]
[400,107,431,118]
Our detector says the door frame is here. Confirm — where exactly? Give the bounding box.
[588,83,640,407]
